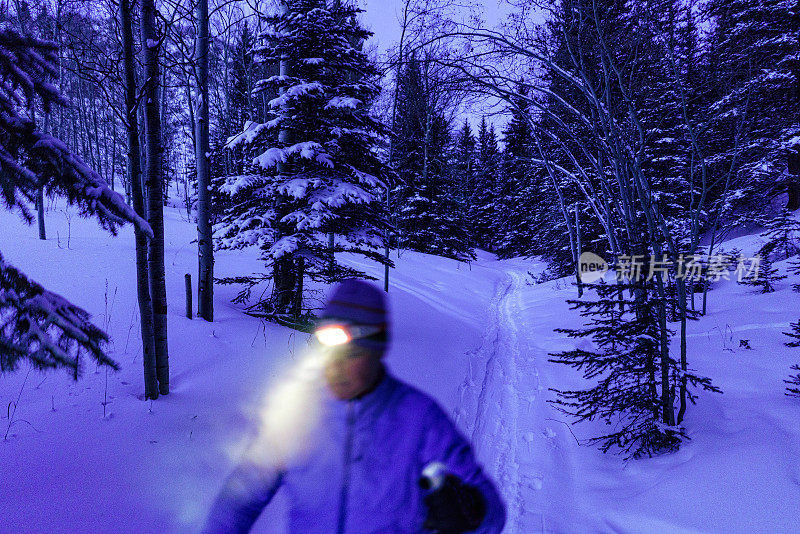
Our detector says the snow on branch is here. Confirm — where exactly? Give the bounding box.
[253,141,333,170]
[324,96,361,110]
[0,252,117,375]
[267,82,324,109]
[226,121,272,150]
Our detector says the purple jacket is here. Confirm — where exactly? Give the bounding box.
[203,369,506,533]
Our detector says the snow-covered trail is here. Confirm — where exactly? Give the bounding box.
[458,264,582,534]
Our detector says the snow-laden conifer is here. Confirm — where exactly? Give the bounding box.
[216,0,390,322]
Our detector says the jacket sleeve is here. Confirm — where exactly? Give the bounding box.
[420,401,507,534]
[202,459,283,534]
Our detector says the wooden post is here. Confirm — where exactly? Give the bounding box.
[185,273,192,319]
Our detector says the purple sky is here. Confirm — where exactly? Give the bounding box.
[359,0,511,53]
[359,0,514,130]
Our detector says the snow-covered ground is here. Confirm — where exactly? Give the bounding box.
[1,202,799,533]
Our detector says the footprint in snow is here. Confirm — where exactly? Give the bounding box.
[542,427,556,439]
[523,432,536,454]
[523,474,543,490]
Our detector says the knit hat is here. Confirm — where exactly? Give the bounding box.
[319,279,389,350]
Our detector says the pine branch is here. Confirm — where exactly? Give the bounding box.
[0,252,117,375]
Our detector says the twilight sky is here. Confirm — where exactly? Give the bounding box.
[358,0,515,129]
[359,0,511,53]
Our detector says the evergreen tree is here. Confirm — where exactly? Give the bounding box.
[756,210,800,261]
[495,86,545,259]
[451,119,475,245]
[703,0,800,216]
[783,320,800,348]
[228,22,258,132]
[549,277,718,459]
[738,246,786,293]
[0,26,150,374]
[637,1,697,245]
[786,366,800,398]
[218,0,390,323]
[469,117,499,251]
[538,0,723,442]
[390,55,473,260]
[531,0,632,270]
[736,211,800,293]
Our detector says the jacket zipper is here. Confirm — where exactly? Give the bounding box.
[337,400,355,534]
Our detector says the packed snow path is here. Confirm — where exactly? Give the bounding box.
[457,267,579,534]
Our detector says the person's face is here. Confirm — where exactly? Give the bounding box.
[324,344,383,400]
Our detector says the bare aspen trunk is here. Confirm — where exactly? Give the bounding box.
[111,117,117,191]
[121,0,158,400]
[138,101,147,205]
[676,277,689,424]
[71,106,79,164]
[195,0,214,322]
[293,257,305,318]
[76,80,92,167]
[185,273,193,320]
[384,12,410,293]
[159,49,170,199]
[36,187,46,239]
[142,0,169,395]
[185,82,196,153]
[38,112,48,240]
[655,272,675,426]
[575,203,582,297]
[91,96,103,181]
[328,232,335,278]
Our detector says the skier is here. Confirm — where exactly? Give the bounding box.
[202,279,506,533]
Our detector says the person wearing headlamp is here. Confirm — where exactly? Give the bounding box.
[203,279,506,534]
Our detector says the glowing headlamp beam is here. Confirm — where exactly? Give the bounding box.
[314,326,351,346]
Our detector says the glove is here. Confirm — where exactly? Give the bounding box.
[422,474,487,534]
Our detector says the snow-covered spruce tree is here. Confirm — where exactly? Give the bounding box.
[217,0,390,324]
[451,119,476,247]
[529,0,627,274]
[703,0,800,216]
[468,117,500,252]
[0,26,151,374]
[535,0,725,435]
[738,244,786,294]
[549,278,719,459]
[756,210,800,261]
[390,54,473,261]
[738,210,800,293]
[495,86,547,259]
[637,2,696,244]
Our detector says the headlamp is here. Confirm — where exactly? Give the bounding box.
[314,325,351,346]
[314,322,384,347]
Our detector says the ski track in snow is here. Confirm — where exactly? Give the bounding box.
[460,267,578,534]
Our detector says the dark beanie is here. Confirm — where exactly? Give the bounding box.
[320,279,389,349]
